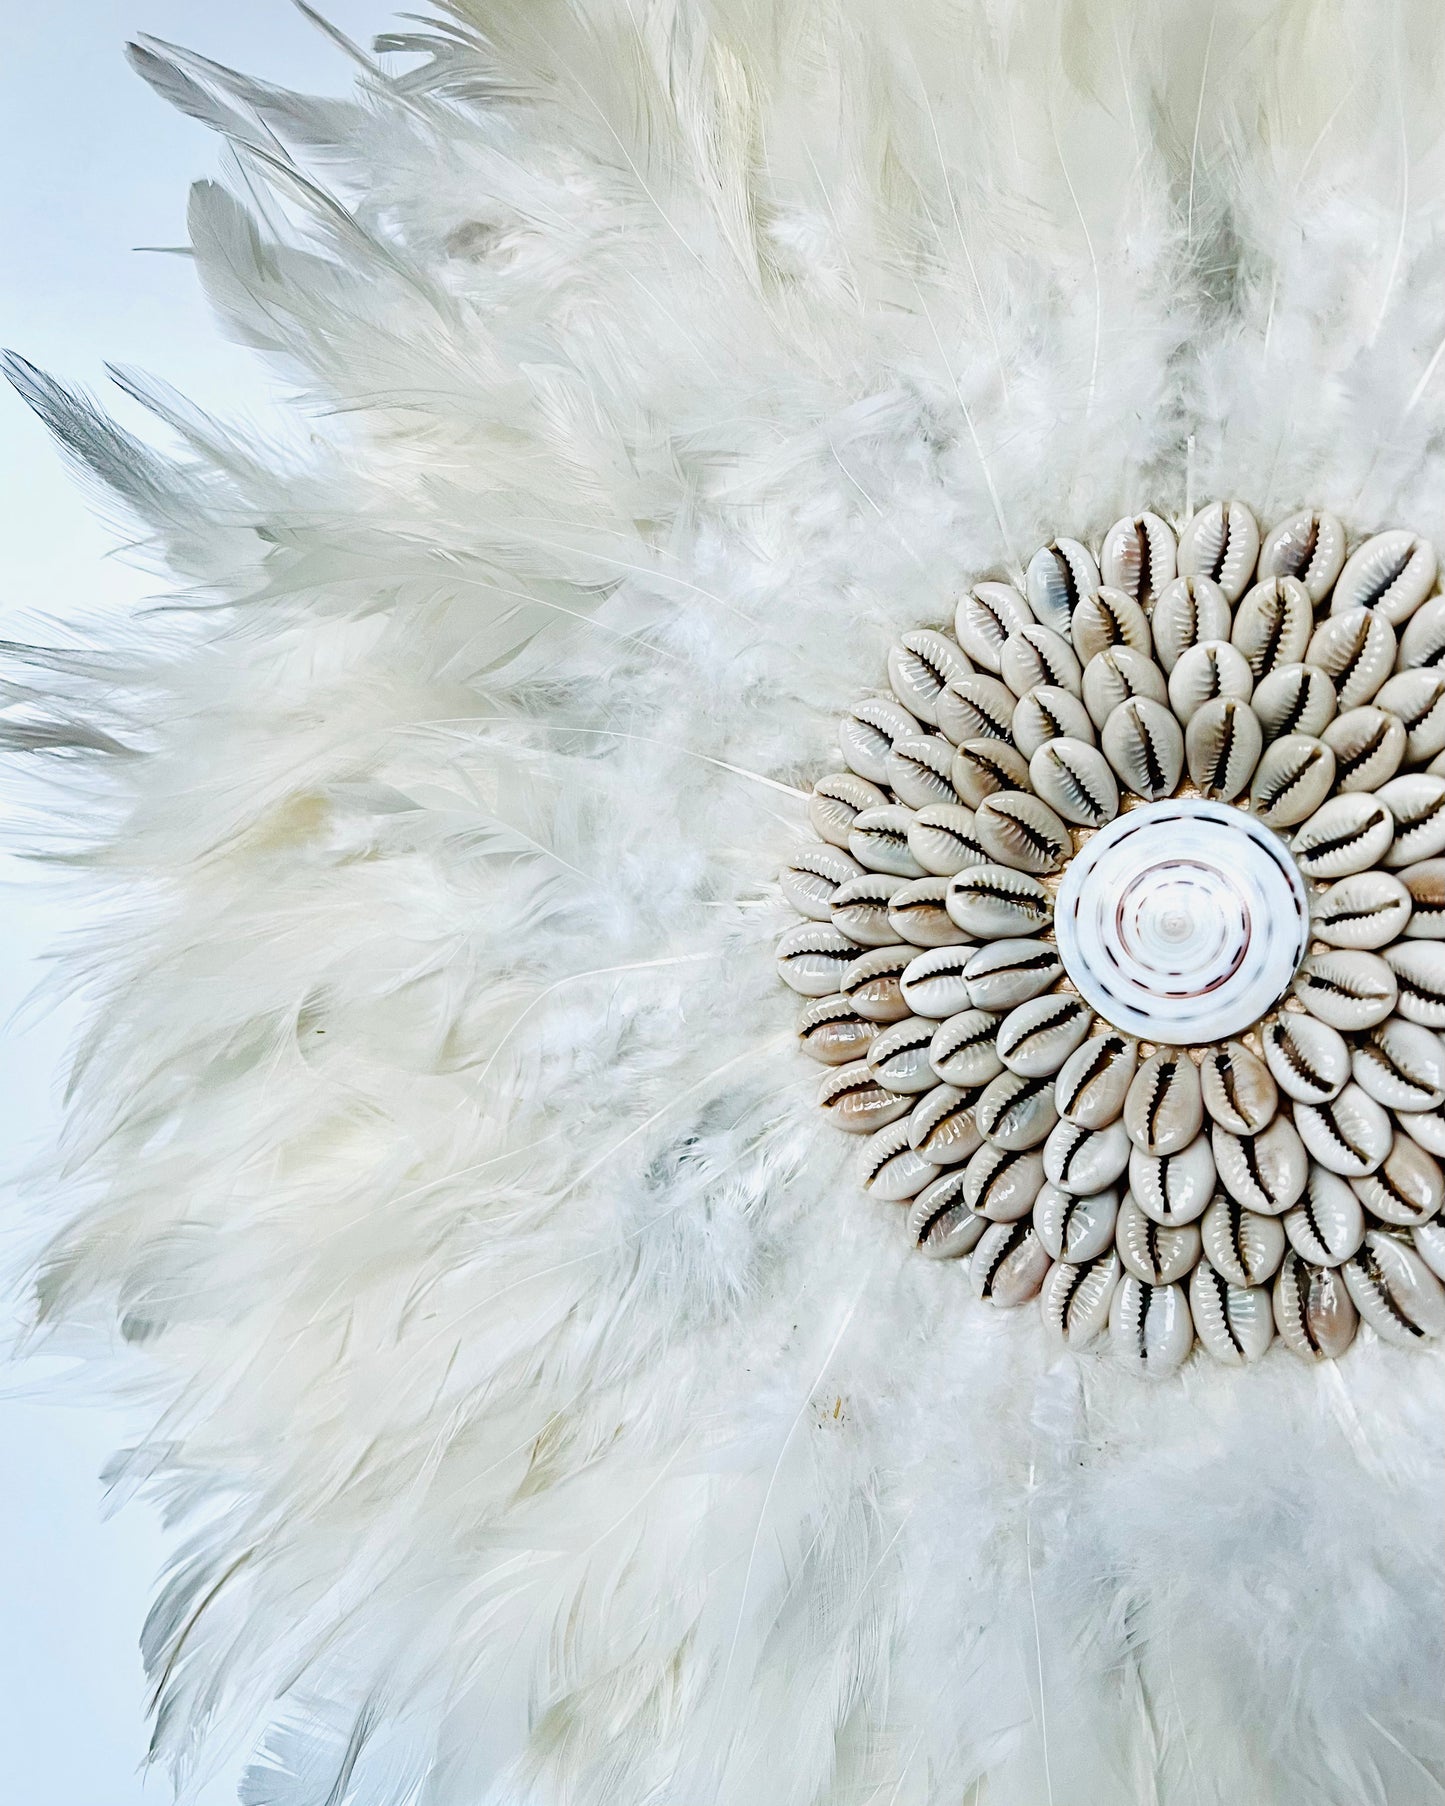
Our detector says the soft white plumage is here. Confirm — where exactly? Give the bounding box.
[6,2,1445,1801]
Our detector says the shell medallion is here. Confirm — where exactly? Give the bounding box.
[776,504,1445,1368]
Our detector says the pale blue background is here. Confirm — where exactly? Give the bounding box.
[1,6,387,1800]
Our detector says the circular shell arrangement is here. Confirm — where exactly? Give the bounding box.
[778,504,1445,1375]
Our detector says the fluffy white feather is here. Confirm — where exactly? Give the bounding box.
[6,3,1445,1801]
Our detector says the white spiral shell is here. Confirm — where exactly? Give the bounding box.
[1055,800,1309,1044]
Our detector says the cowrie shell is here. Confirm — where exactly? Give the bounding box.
[1041,1251,1122,1347]
[1108,1275,1193,1375]
[935,671,1018,746]
[1128,1134,1217,1224]
[899,945,977,1019]
[1231,576,1312,679]
[997,993,1094,1077]
[1350,1134,1444,1226]
[1199,1039,1278,1134]
[962,1142,1047,1222]
[1385,940,1445,1026]
[924,998,1020,1088]
[1185,696,1263,800]
[963,938,1063,1010]
[1396,1107,1445,1155]
[830,872,906,945]
[1351,1018,1445,1112]
[1148,574,1232,673]
[1284,1166,1365,1267]
[810,771,888,846]
[1034,1182,1120,1262]
[1394,595,1445,675]
[1248,734,1336,827]
[797,994,879,1066]
[1344,1230,1445,1346]
[974,1069,1059,1150]
[908,1084,985,1167]
[1414,1219,1445,1282]
[1211,1114,1308,1215]
[886,732,963,810]
[1177,499,1260,603]
[928,1008,1005,1088]
[1306,608,1397,709]
[1123,1049,1203,1154]
[1332,528,1437,625]
[849,804,928,877]
[1101,696,1184,800]
[1000,624,1082,698]
[1258,508,1347,600]
[1400,858,1445,937]
[857,1117,941,1201]
[1260,1011,1350,1103]
[1190,1263,1274,1363]
[945,865,1052,938]
[1167,639,1255,722]
[1054,1031,1138,1128]
[1311,870,1413,949]
[817,1061,912,1133]
[973,790,1071,875]
[1290,793,1395,879]
[866,1016,939,1093]
[970,1219,1051,1307]
[955,581,1032,674]
[1293,948,1398,1029]
[777,921,863,996]
[1321,706,1406,792]
[950,737,1033,808]
[909,1169,987,1259]
[1100,511,1177,608]
[1377,772,1445,865]
[781,841,864,918]
[1274,1251,1358,1359]
[839,944,914,1023]
[1029,738,1120,827]
[907,803,989,876]
[1011,685,1095,758]
[1081,644,1168,727]
[1041,1118,1132,1194]
[1116,1194,1201,1284]
[888,876,970,947]
[839,696,919,784]
[888,628,973,726]
[1397,592,1445,670]
[1026,538,1100,635]
[1293,1083,1392,1178]
[1250,663,1338,743]
[1072,585,1152,663]
[1373,669,1445,760]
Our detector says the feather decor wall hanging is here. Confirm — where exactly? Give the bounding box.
[6,2,1445,1801]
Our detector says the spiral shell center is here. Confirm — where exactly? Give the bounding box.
[1056,801,1310,1043]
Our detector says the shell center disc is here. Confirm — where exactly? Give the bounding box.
[1054,799,1310,1043]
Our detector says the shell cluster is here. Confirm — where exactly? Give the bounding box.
[778,504,1445,1374]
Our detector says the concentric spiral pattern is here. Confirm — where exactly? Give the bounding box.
[1056,800,1310,1044]
[777,503,1445,1374]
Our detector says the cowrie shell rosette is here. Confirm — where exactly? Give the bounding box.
[778,503,1445,1375]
